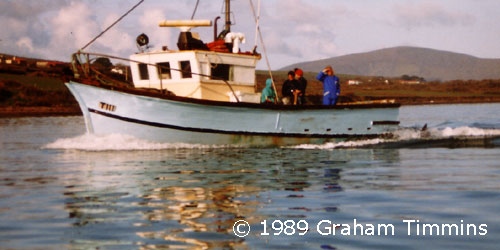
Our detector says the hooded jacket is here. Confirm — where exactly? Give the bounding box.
[261,78,276,103]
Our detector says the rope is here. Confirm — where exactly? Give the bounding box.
[253,0,260,49]
[191,0,200,19]
[81,0,145,51]
[248,0,279,103]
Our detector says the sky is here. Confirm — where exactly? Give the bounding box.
[2,0,500,70]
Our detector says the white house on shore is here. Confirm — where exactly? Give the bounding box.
[348,80,362,85]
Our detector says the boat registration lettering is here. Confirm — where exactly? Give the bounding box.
[99,102,117,112]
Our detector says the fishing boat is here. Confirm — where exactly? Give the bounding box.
[65,0,400,146]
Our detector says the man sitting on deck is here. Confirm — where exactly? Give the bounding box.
[282,71,299,105]
[261,78,277,104]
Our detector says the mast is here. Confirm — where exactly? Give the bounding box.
[225,0,231,33]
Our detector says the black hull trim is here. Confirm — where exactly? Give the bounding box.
[88,108,391,139]
[372,120,400,125]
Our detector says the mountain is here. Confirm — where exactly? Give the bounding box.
[281,46,500,81]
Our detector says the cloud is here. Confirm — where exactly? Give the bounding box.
[272,0,346,25]
[0,0,66,19]
[1,0,161,61]
[52,2,98,47]
[0,0,341,66]
[15,37,34,53]
[301,39,337,60]
[295,24,323,34]
[137,9,173,50]
[95,14,135,54]
[0,0,67,58]
[37,1,156,60]
[263,31,297,57]
[260,0,346,62]
[44,1,100,59]
[394,2,476,30]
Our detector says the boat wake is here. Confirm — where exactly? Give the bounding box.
[43,133,240,151]
[290,126,500,150]
[44,126,500,151]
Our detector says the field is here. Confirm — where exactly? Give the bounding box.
[256,71,500,105]
[0,73,80,117]
[0,73,66,90]
[1,67,500,117]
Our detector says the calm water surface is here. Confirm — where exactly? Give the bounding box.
[1,104,499,249]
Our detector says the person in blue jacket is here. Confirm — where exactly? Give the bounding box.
[316,65,340,105]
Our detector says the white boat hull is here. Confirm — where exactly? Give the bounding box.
[66,81,400,146]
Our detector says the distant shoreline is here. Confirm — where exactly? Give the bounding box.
[0,106,81,118]
[1,63,500,118]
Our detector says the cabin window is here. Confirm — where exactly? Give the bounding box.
[211,63,233,81]
[157,62,171,79]
[138,63,149,80]
[179,61,192,78]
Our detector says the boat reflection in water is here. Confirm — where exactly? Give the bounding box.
[58,148,390,249]
[136,179,262,248]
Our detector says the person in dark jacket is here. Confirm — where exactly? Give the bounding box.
[316,65,340,105]
[294,68,307,105]
[282,71,299,105]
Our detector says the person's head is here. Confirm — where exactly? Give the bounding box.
[294,68,303,79]
[325,66,334,76]
[287,71,295,80]
[266,78,273,88]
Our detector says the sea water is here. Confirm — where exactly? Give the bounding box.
[0,103,499,249]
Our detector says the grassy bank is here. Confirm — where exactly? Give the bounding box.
[1,70,500,118]
[0,75,80,117]
[256,71,500,105]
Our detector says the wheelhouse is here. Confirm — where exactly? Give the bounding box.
[128,19,261,103]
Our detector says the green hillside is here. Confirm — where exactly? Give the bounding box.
[281,46,500,81]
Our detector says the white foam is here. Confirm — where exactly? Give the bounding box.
[392,128,423,140]
[289,138,389,150]
[43,133,235,151]
[288,126,500,150]
[433,126,500,137]
[44,126,500,151]
[393,126,500,141]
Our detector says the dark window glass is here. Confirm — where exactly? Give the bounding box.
[138,63,149,80]
[157,62,171,79]
[180,61,192,79]
[211,64,232,81]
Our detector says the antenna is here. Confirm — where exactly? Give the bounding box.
[217,0,232,40]
[225,0,231,33]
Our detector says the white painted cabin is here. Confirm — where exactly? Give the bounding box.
[128,20,261,102]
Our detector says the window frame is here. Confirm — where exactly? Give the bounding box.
[179,60,192,79]
[138,63,149,80]
[210,63,233,81]
[157,62,172,80]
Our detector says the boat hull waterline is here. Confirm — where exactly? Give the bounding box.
[66,81,400,146]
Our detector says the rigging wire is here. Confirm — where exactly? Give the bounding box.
[191,0,200,19]
[248,0,279,103]
[81,0,145,51]
[253,0,260,49]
